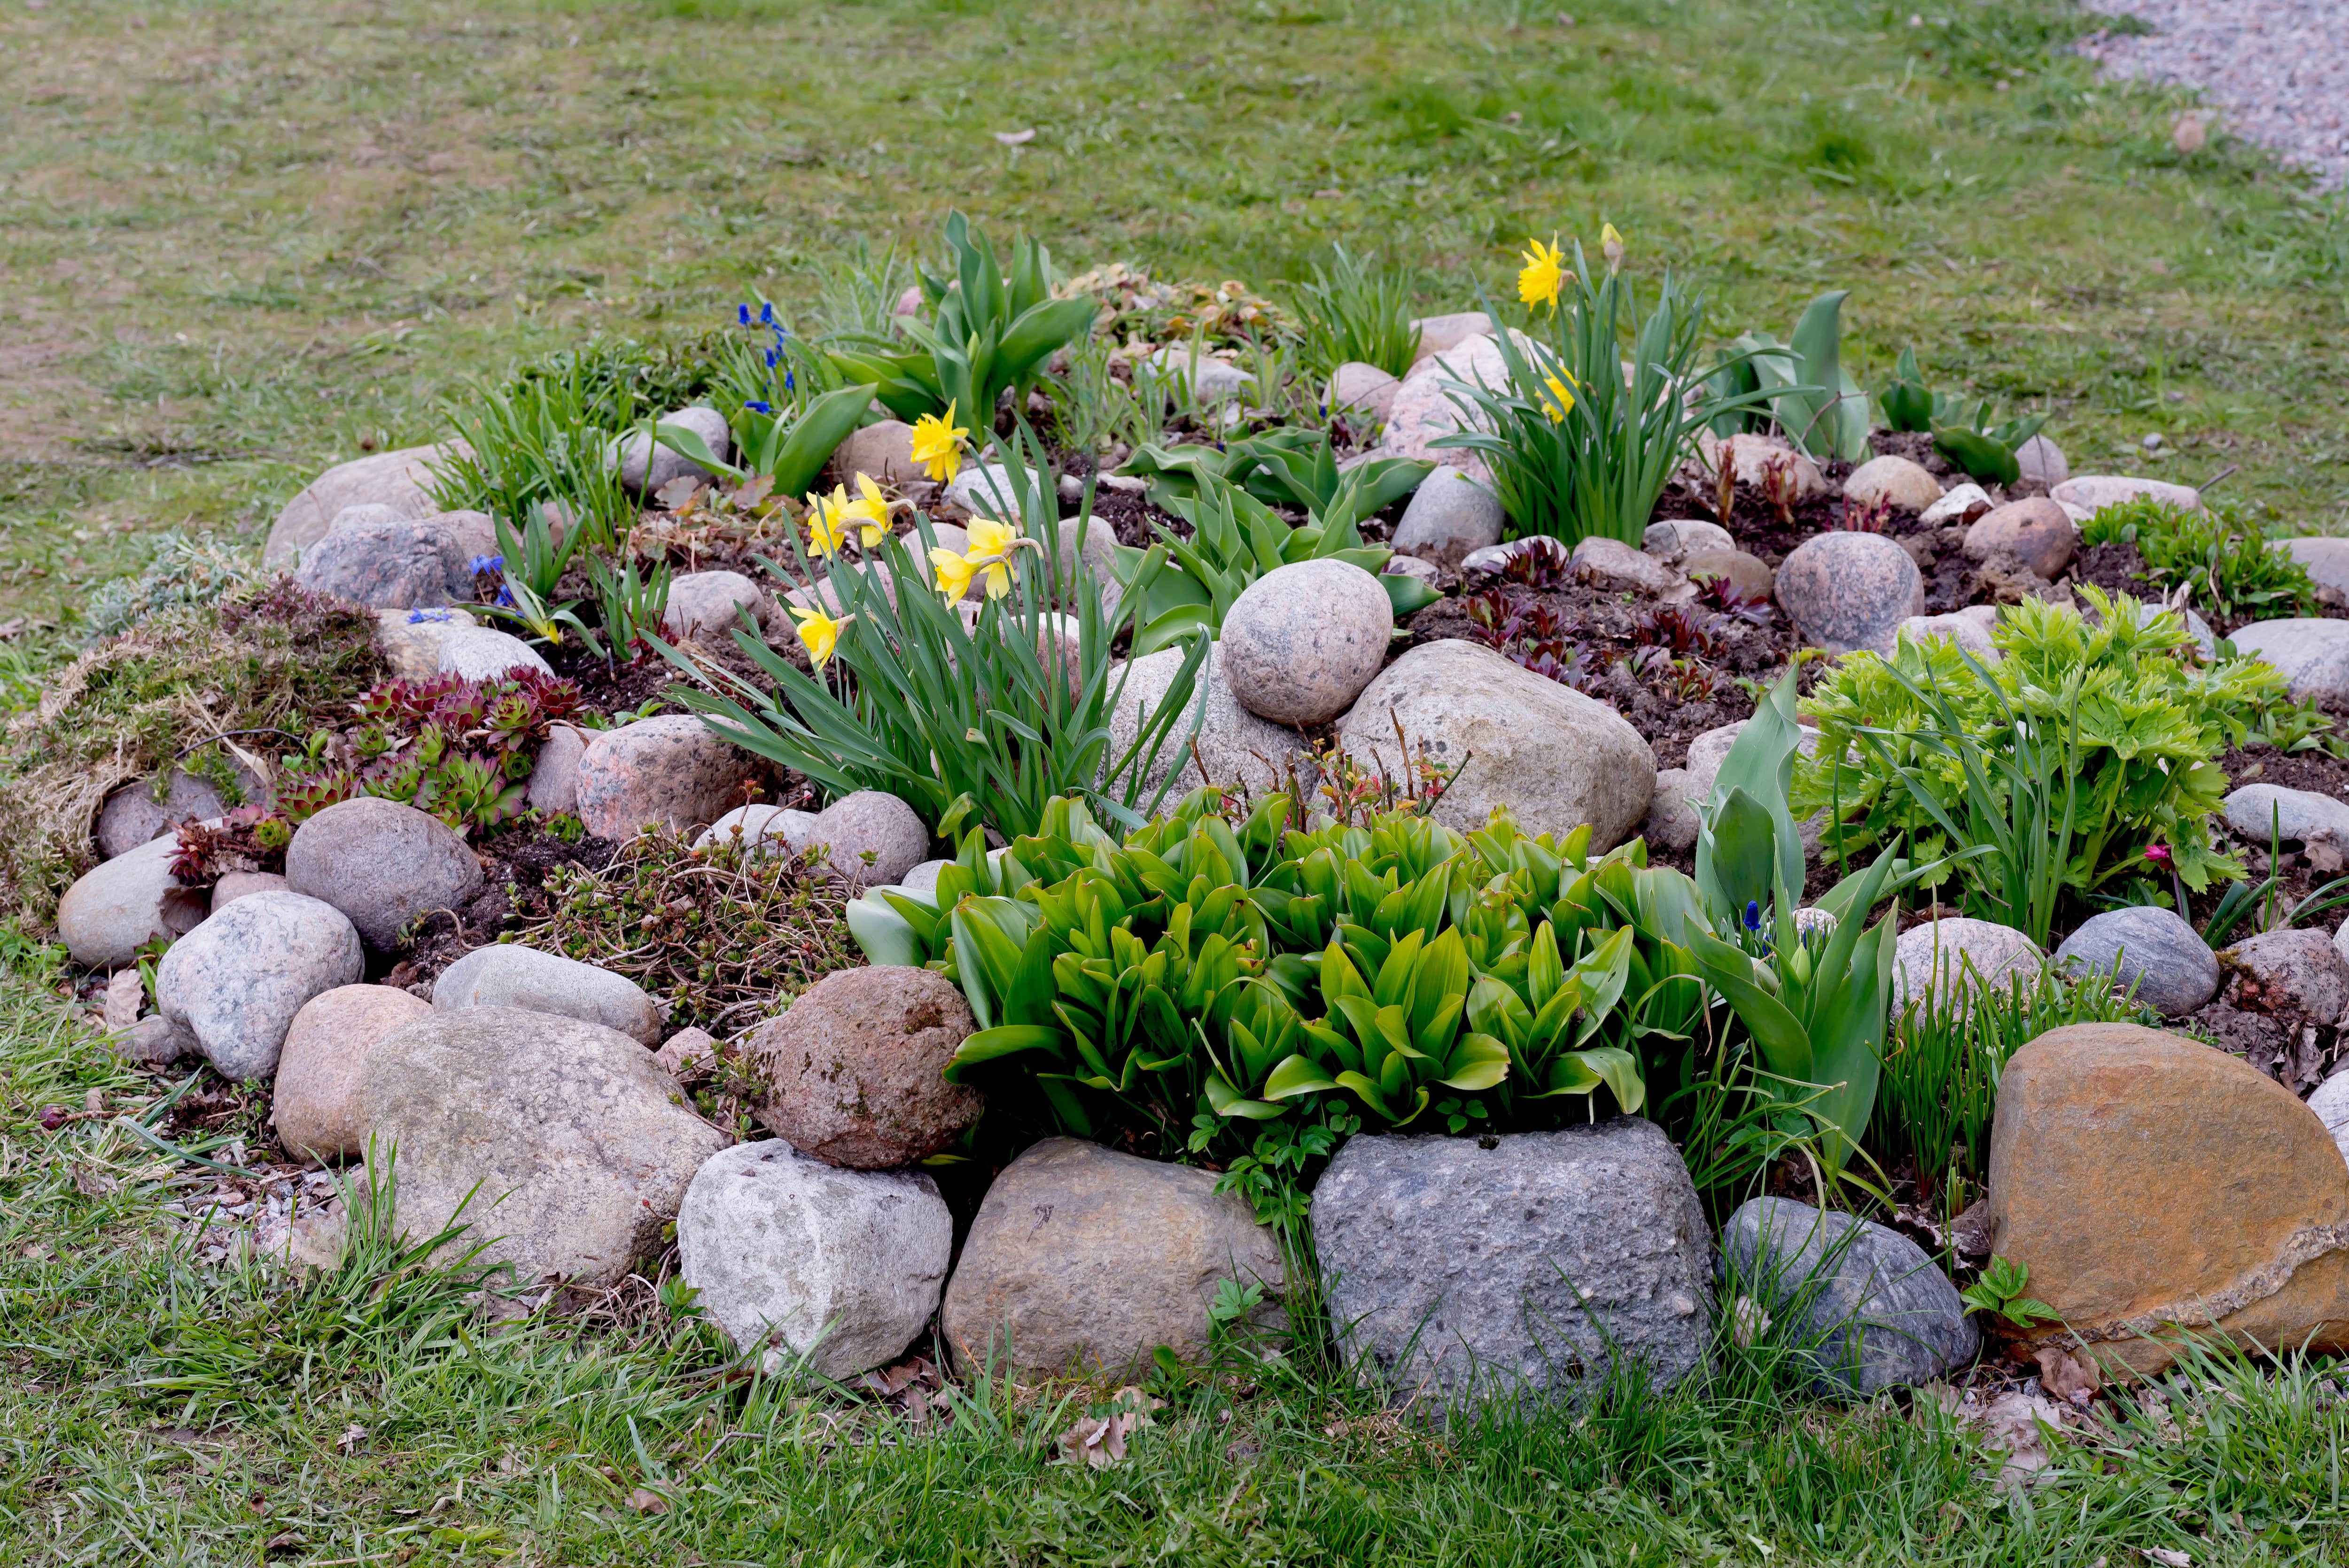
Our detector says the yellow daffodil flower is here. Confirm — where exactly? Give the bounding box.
[840,472,902,546]
[964,515,1024,599]
[1601,222,1626,272]
[909,402,970,483]
[803,484,851,557]
[1517,236,1571,312]
[790,604,852,668]
[1539,372,1577,423]
[929,546,979,601]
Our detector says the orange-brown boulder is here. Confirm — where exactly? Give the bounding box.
[1984,1023,2349,1376]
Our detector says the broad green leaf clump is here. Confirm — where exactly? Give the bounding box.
[1795,588,2276,909]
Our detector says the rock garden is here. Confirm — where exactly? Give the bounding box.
[19,207,2349,1546]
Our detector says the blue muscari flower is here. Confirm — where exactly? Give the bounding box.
[496,585,515,608]
[737,303,752,326]
[764,348,778,369]
[467,553,504,576]
[783,368,794,391]
[1743,900,1762,931]
[744,399,772,415]
[758,302,775,326]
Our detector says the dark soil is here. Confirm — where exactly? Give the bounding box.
[1406,572,1795,769]
[382,819,624,993]
[546,642,686,717]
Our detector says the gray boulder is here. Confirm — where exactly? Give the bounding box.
[2053,905,2220,1017]
[573,714,760,841]
[1720,1197,1976,1398]
[1313,1122,1714,1407]
[1891,918,2045,1014]
[1219,558,1393,725]
[807,791,929,887]
[2225,928,2349,1026]
[264,442,464,569]
[677,1140,953,1380]
[1571,535,1687,598]
[946,462,1043,520]
[2282,538,2349,599]
[95,766,260,860]
[615,406,731,496]
[1775,532,1925,656]
[2306,1069,2349,1168]
[56,834,208,970]
[432,943,663,1046]
[436,624,553,680]
[1329,362,1401,423]
[2015,434,2069,490]
[1643,767,1698,854]
[285,796,484,950]
[1643,518,1735,557]
[357,1007,730,1286]
[294,513,473,609]
[1842,455,1943,512]
[1106,642,1312,799]
[1336,639,1654,850]
[2232,620,2349,704]
[662,570,768,644]
[940,1138,1285,1377]
[2052,474,2201,515]
[156,892,365,1080]
[374,606,476,682]
[524,722,588,815]
[694,803,818,858]
[1391,466,1502,568]
[2224,783,2349,846]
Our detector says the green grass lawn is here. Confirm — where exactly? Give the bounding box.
[8,0,2349,1560]
[3,0,2347,637]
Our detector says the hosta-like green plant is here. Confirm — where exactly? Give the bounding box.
[1796,589,2276,906]
[1704,289,1870,463]
[1879,347,2048,487]
[827,210,1096,427]
[846,791,1712,1164]
[1108,472,1437,655]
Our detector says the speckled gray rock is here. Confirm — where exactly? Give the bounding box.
[1843,455,1943,512]
[694,803,818,857]
[2053,905,2220,1017]
[524,722,588,815]
[1338,639,1655,850]
[356,1007,730,1286]
[1891,918,2046,1013]
[2224,928,2349,1025]
[432,943,662,1046]
[574,714,759,840]
[946,462,1044,519]
[807,791,929,887]
[57,835,209,970]
[294,513,473,609]
[1720,1197,1976,1399]
[1571,535,1686,597]
[1775,532,1926,655]
[614,406,731,495]
[678,1140,954,1381]
[1378,334,1507,484]
[2053,474,2201,516]
[1643,768,1698,854]
[1391,466,1502,568]
[662,570,767,644]
[1219,559,1394,725]
[95,768,257,860]
[1680,548,1774,601]
[265,442,465,568]
[1330,361,1401,422]
[374,606,477,681]
[285,796,484,950]
[1313,1123,1714,1407]
[1965,498,2076,581]
[940,1137,1286,1377]
[2015,434,2068,490]
[156,892,365,1080]
[2282,538,2349,598]
[2225,783,2349,845]
[436,624,554,680]
[210,870,288,908]
[2307,1069,2349,1169]
[1643,518,1736,557]
[119,1013,195,1067]
[1107,643,1311,799]
[743,965,980,1168]
[2234,620,2349,703]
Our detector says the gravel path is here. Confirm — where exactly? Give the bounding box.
[2079,0,2349,189]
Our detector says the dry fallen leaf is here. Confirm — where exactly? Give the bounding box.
[335,1423,368,1453]
[2035,1344,2102,1406]
[1928,1385,2073,1482]
[994,128,1038,147]
[2144,1549,2193,1568]
[1055,1386,1163,1469]
[628,1487,669,1515]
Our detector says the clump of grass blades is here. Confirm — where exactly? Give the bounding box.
[1879,959,2151,1203]
[1437,240,1766,546]
[1292,244,1421,380]
[430,355,638,556]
